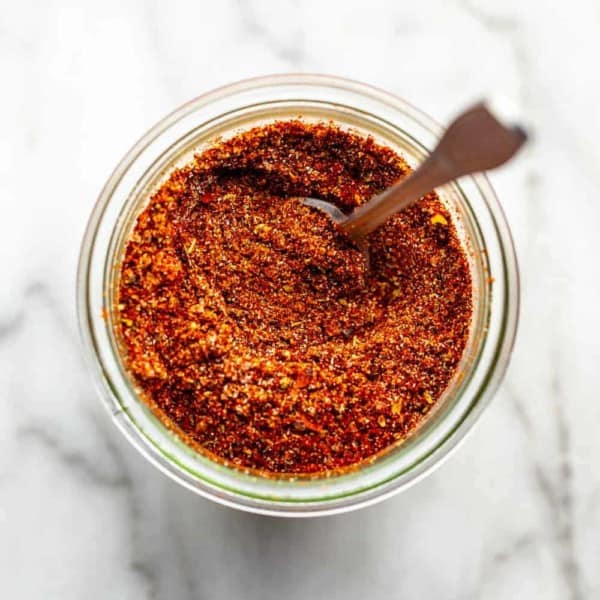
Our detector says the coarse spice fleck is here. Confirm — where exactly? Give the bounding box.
[117,120,472,475]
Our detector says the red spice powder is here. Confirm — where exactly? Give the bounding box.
[117,121,472,475]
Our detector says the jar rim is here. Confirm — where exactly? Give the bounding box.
[77,74,519,516]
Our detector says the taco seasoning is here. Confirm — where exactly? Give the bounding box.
[117,121,472,475]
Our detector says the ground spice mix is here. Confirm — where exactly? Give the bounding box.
[117,121,472,475]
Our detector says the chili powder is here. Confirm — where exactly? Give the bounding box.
[117,121,472,475]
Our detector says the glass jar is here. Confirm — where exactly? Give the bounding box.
[77,74,519,516]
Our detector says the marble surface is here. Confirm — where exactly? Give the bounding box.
[1,0,599,598]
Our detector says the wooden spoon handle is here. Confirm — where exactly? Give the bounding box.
[343,103,527,240]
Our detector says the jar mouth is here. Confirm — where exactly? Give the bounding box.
[78,74,519,516]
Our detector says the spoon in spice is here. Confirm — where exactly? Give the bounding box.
[303,102,527,242]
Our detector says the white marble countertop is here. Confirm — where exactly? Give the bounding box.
[2,0,599,598]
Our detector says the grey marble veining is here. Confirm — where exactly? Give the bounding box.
[1,0,599,598]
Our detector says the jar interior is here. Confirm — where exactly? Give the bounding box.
[102,99,491,503]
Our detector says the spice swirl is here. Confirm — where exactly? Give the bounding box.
[118,121,472,474]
